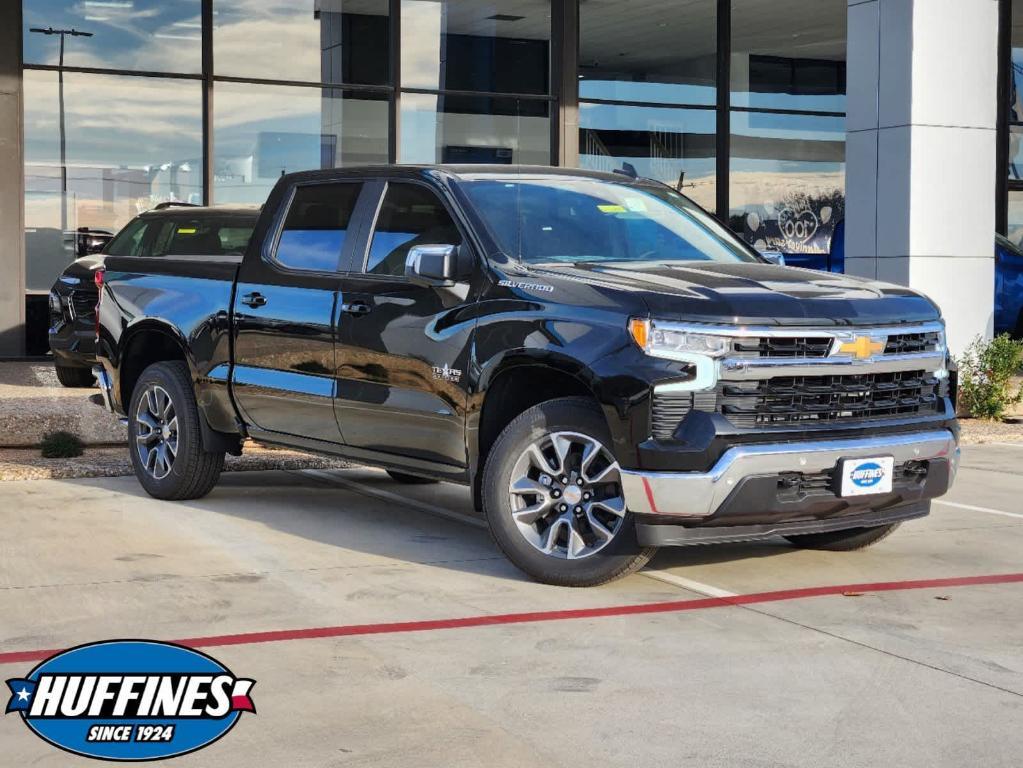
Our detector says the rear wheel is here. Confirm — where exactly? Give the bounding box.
[128,361,224,500]
[55,364,95,388]
[386,470,439,485]
[785,523,900,551]
[482,397,655,587]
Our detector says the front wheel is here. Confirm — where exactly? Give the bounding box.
[785,523,900,551]
[128,361,224,500]
[482,397,655,587]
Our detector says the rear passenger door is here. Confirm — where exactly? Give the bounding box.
[334,180,479,469]
[231,181,369,445]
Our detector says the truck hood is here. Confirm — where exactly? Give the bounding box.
[531,261,941,327]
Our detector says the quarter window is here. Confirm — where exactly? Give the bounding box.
[365,184,462,276]
[275,183,363,271]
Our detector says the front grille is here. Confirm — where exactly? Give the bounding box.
[885,330,943,355]
[719,370,942,428]
[69,289,97,320]
[732,336,832,359]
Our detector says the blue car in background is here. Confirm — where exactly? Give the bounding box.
[781,219,1022,338]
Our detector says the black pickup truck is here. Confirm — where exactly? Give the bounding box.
[94,166,959,586]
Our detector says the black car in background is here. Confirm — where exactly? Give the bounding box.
[48,204,259,387]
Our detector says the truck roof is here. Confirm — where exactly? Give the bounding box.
[278,164,651,185]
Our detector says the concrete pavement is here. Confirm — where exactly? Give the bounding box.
[1,444,1021,766]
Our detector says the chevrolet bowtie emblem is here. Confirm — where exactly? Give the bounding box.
[839,336,885,359]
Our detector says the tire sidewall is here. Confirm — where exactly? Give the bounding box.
[127,362,202,498]
[482,398,650,585]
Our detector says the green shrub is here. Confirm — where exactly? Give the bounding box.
[40,430,85,459]
[955,334,1023,421]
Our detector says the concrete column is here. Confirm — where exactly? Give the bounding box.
[845,0,998,355]
[0,1,25,356]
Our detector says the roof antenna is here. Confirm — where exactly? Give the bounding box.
[612,162,638,179]
[676,170,686,192]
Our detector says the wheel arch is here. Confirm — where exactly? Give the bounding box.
[116,321,241,455]
[470,355,610,511]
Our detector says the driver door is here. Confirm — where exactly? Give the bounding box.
[334,180,479,468]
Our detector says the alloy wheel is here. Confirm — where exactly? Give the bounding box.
[508,431,627,560]
[134,385,178,480]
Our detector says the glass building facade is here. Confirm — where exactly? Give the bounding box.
[14,0,1015,349]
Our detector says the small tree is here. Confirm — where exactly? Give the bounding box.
[956,334,1023,420]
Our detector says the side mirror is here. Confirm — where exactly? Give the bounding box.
[405,244,472,287]
[761,250,786,266]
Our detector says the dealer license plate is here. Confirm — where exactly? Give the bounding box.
[839,456,895,497]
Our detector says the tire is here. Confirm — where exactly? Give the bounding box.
[127,361,224,500]
[386,470,439,485]
[482,397,656,587]
[784,522,900,552]
[55,364,95,388]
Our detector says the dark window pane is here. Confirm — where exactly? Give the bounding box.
[214,0,390,84]
[399,92,550,164]
[276,184,363,272]
[731,0,846,112]
[213,83,389,205]
[579,103,717,213]
[729,111,845,255]
[105,219,149,257]
[401,0,550,94]
[149,216,256,257]
[579,0,716,106]
[23,71,202,291]
[366,184,462,276]
[24,0,201,73]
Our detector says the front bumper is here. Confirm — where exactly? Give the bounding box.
[621,429,958,520]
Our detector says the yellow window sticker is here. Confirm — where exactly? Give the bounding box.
[177,227,197,234]
[597,204,626,213]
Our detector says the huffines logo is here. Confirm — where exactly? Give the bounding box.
[6,640,255,762]
[849,462,885,488]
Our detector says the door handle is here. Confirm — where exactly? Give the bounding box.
[241,292,267,308]
[341,301,371,316]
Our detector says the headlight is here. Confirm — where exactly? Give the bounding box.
[629,318,731,391]
[629,318,731,360]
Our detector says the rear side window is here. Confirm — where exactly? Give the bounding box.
[147,217,256,257]
[365,184,462,276]
[275,183,362,271]
[105,218,148,256]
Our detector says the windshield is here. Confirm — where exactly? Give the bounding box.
[459,176,759,265]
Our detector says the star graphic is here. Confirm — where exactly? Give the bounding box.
[16,687,30,702]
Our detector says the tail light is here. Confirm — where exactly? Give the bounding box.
[94,268,104,339]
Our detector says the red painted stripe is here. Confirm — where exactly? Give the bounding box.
[640,477,659,514]
[2,572,1021,666]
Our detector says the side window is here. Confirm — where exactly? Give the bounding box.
[275,183,362,271]
[218,226,253,253]
[105,218,148,256]
[365,184,462,277]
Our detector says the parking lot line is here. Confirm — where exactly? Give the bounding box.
[936,500,1023,520]
[2,572,1020,667]
[641,570,738,597]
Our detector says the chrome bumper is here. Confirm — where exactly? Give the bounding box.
[621,429,959,518]
[92,364,114,412]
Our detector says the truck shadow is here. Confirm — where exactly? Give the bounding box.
[70,468,800,585]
